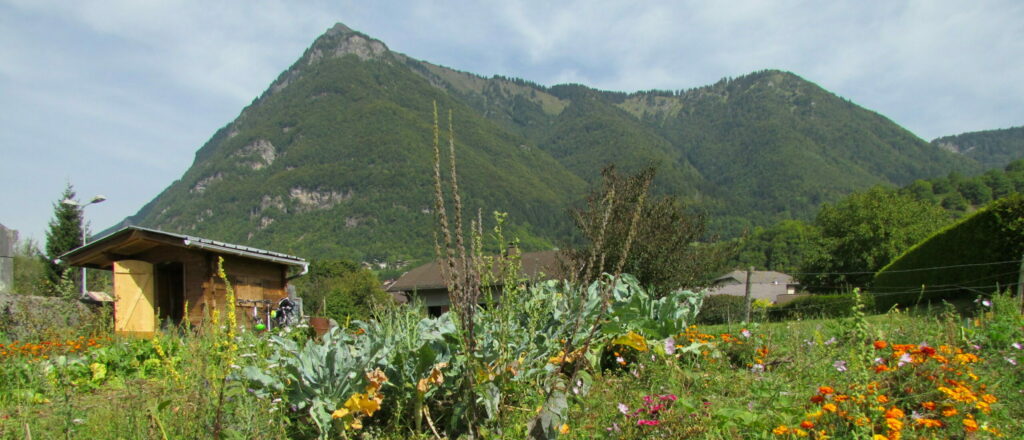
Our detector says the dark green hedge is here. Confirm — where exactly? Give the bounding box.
[872,194,1024,311]
[696,295,750,325]
[768,294,875,321]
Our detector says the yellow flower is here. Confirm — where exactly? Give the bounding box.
[822,403,838,413]
[331,408,350,419]
[772,425,790,435]
[873,435,888,440]
[559,423,570,434]
[344,393,382,417]
[611,331,649,352]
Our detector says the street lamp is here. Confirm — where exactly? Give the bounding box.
[62,195,107,297]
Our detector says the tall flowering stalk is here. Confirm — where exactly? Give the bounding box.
[211,256,239,439]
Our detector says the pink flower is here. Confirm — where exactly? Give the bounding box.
[897,352,912,367]
[659,394,677,402]
[637,419,660,426]
[664,337,676,355]
[617,403,629,415]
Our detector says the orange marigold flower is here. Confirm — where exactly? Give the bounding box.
[818,386,834,395]
[884,407,904,419]
[915,418,943,428]
[834,394,850,402]
[772,425,790,435]
[885,418,903,431]
[921,401,936,410]
[962,418,978,432]
[875,364,889,373]
[822,403,838,413]
[940,407,957,417]
[800,420,814,429]
[981,394,997,404]
[873,340,888,349]
[876,395,889,404]
[810,395,825,404]
[855,416,871,426]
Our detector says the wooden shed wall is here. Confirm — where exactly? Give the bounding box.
[125,248,287,327]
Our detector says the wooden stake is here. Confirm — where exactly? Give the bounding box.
[1017,253,1024,314]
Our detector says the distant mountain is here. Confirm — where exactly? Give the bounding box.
[113,23,982,264]
[932,125,1024,170]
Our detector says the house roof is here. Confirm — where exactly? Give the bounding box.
[389,250,565,292]
[713,270,796,286]
[59,226,307,270]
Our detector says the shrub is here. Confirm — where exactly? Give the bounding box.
[873,194,1024,311]
[696,295,748,325]
[768,294,875,321]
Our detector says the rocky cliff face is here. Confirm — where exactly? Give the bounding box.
[112,23,979,262]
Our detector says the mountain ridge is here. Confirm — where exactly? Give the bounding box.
[109,23,1005,265]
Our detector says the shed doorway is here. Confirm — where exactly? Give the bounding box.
[155,262,185,327]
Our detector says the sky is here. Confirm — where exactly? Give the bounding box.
[2,0,1023,248]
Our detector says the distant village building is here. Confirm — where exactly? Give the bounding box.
[388,249,564,316]
[708,270,801,304]
[0,223,15,293]
[60,226,307,337]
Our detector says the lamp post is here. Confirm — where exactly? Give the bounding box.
[62,195,106,297]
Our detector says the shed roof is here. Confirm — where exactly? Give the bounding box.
[389,250,565,292]
[59,226,307,270]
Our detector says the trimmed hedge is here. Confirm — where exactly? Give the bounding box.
[696,295,750,325]
[768,293,874,321]
[872,194,1024,311]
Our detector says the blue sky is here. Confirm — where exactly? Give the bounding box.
[2,0,1022,247]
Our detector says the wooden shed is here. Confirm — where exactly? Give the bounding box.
[60,226,307,338]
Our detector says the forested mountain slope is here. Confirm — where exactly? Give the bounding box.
[114,23,984,263]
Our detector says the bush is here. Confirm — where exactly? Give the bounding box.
[873,194,1024,310]
[768,294,874,321]
[696,295,749,325]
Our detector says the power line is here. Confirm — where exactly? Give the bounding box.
[785,259,1021,276]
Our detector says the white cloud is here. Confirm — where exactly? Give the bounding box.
[1,0,1022,243]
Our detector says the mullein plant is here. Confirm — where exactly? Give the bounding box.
[210,257,238,440]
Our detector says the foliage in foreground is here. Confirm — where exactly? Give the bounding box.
[2,284,1022,439]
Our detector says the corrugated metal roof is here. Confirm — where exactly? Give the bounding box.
[60,226,306,266]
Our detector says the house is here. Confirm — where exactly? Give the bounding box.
[388,249,564,316]
[59,226,307,337]
[707,270,800,304]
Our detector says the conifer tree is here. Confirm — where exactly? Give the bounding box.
[43,183,83,288]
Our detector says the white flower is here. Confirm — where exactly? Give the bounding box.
[618,403,629,415]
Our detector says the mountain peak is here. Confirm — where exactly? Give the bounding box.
[307,23,389,63]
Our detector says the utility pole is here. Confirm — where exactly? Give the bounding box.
[744,266,753,322]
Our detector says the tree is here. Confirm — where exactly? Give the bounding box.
[566,166,730,296]
[798,186,950,291]
[291,258,392,323]
[43,183,83,289]
[12,238,48,296]
[731,220,824,273]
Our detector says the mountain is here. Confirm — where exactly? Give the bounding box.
[113,23,982,264]
[932,125,1024,170]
